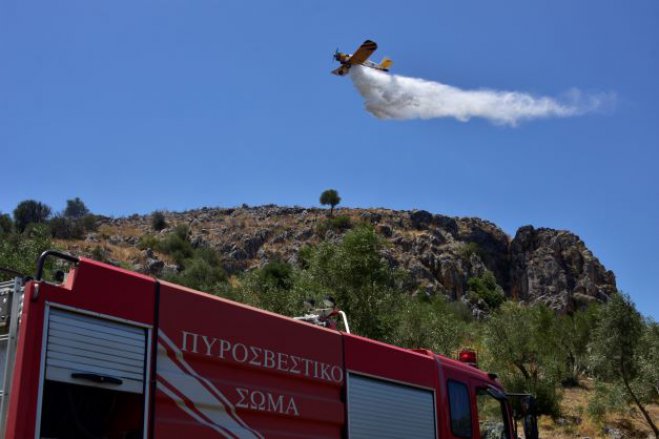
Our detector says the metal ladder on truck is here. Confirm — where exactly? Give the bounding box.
[0,276,25,438]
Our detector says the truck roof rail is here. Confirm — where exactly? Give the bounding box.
[35,250,79,282]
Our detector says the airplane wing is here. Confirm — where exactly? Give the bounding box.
[347,40,377,65]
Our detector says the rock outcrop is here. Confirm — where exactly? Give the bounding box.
[509,225,616,312]
[77,206,616,313]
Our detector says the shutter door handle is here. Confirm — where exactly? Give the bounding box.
[71,372,123,385]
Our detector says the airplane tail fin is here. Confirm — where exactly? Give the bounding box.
[379,57,393,71]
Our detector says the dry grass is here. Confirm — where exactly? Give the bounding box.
[54,239,148,264]
[106,245,143,262]
[228,275,241,289]
[538,381,659,438]
[97,224,144,238]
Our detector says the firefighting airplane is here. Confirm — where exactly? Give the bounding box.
[331,40,393,76]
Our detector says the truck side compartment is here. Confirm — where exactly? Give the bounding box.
[4,259,156,439]
[344,335,438,438]
[154,281,345,438]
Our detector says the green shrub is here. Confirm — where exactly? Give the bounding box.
[297,245,314,269]
[166,256,226,291]
[241,260,303,315]
[257,259,294,291]
[157,230,227,292]
[459,241,481,260]
[79,214,99,232]
[91,246,108,263]
[447,299,476,323]
[330,215,351,230]
[0,224,52,280]
[49,215,85,240]
[316,215,352,237]
[157,225,193,265]
[151,211,167,231]
[137,234,159,250]
[395,295,468,356]
[467,271,505,310]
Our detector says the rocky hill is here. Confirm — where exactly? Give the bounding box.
[68,205,617,313]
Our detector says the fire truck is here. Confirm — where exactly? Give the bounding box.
[0,251,535,438]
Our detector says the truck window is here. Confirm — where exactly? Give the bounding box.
[447,380,472,438]
[476,388,509,439]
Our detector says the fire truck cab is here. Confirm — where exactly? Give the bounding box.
[0,251,517,438]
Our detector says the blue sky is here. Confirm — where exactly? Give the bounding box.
[1,1,658,318]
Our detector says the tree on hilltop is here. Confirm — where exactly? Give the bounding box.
[13,200,51,233]
[320,189,341,217]
[63,197,90,218]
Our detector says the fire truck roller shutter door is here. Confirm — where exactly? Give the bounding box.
[347,373,436,439]
[44,308,147,393]
[38,307,149,439]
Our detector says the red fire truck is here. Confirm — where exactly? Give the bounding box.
[0,251,531,438]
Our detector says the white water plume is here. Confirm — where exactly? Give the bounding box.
[350,66,610,126]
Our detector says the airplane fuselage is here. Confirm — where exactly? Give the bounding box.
[332,55,390,76]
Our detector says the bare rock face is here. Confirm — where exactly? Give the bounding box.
[509,225,616,312]
[456,217,511,291]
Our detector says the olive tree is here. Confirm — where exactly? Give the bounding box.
[319,189,341,217]
[306,225,402,341]
[482,302,563,417]
[589,293,658,437]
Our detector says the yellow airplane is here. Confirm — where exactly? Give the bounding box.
[332,40,393,76]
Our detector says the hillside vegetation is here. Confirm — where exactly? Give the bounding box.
[1,197,657,437]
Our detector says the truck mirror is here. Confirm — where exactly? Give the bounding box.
[521,396,539,439]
